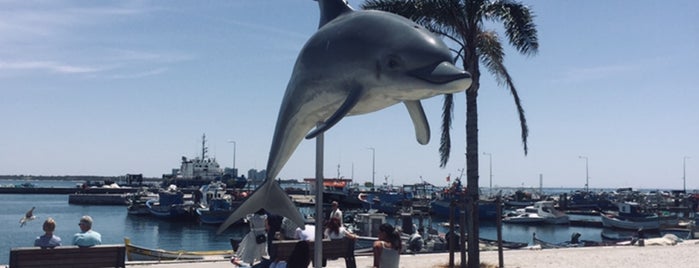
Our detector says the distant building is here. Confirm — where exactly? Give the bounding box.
[223,167,238,178]
[246,169,266,184]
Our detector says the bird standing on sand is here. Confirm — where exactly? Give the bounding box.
[19,207,36,227]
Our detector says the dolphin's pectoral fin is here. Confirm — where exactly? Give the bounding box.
[404,100,430,145]
[216,180,306,234]
[305,89,362,140]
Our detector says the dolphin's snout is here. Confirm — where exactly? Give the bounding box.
[410,61,472,86]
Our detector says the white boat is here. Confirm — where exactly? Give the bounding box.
[124,237,232,261]
[503,201,569,224]
[601,213,661,230]
[163,134,225,188]
[503,212,547,224]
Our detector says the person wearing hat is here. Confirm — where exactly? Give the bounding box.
[329,201,343,226]
[72,215,102,247]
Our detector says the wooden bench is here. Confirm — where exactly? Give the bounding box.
[272,239,356,267]
[9,244,126,268]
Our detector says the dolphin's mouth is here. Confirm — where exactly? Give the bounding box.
[409,61,471,84]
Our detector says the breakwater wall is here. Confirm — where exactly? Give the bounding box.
[0,187,140,194]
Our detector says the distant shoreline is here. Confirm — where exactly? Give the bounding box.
[0,176,693,191]
[0,175,162,182]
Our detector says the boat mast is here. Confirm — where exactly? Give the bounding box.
[201,133,207,159]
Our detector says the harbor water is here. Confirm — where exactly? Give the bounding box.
[0,180,607,265]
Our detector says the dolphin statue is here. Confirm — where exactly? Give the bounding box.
[217,0,472,234]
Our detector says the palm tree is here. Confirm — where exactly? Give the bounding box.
[361,1,538,267]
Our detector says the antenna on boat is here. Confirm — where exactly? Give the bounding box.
[201,133,208,159]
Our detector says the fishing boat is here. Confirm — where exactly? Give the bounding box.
[532,232,616,249]
[601,213,663,230]
[600,229,635,242]
[195,181,243,224]
[601,202,679,230]
[429,194,498,220]
[123,237,233,261]
[429,179,498,220]
[146,185,197,220]
[358,190,412,215]
[503,201,569,224]
[126,188,157,216]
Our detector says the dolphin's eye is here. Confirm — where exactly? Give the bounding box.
[389,59,399,68]
[387,56,402,69]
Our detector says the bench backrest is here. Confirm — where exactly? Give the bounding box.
[9,244,126,268]
[272,239,353,261]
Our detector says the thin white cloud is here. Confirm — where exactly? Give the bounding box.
[0,60,102,74]
[555,56,671,84]
[0,3,152,40]
[564,63,642,81]
[104,68,168,80]
[0,1,165,78]
[106,49,194,63]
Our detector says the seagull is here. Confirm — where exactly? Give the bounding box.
[19,206,36,227]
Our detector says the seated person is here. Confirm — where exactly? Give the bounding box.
[34,217,61,248]
[373,223,401,268]
[280,217,300,240]
[323,217,357,240]
[73,215,102,247]
[295,224,316,241]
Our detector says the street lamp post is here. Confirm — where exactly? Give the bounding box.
[684,156,691,192]
[578,156,589,192]
[483,152,492,195]
[368,147,375,191]
[228,140,236,175]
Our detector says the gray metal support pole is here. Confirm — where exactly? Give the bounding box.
[314,127,324,268]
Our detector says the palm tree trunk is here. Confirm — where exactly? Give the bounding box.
[465,82,480,268]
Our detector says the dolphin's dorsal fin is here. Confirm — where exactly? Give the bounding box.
[305,87,362,140]
[404,100,430,145]
[317,0,353,28]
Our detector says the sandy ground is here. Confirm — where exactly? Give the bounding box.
[126,239,699,268]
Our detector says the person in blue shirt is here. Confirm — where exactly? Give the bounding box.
[34,217,61,248]
[72,215,101,247]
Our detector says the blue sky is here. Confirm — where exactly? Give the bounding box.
[1,1,697,190]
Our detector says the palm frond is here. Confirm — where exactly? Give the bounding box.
[363,0,466,44]
[484,0,539,55]
[479,32,529,155]
[439,93,454,167]
[477,31,505,84]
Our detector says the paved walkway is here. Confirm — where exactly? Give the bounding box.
[127,240,699,267]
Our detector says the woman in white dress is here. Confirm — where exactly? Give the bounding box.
[372,223,401,268]
[233,209,268,266]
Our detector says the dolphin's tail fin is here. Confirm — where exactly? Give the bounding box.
[216,180,305,234]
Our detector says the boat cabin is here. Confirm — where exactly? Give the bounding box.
[353,212,387,237]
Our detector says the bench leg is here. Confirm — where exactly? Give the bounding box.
[310,258,328,267]
[345,239,357,268]
[344,256,357,268]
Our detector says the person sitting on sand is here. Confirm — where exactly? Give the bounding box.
[373,223,401,268]
[34,217,61,248]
